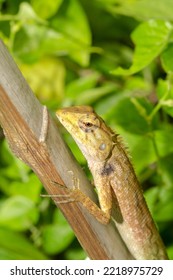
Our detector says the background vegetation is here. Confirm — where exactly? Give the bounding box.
[0,0,173,259]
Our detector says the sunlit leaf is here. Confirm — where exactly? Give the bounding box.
[42,210,74,254]
[31,0,63,19]
[51,0,92,66]
[19,57,65,102]
[161,43,173,72]
[0,196,39,231]
[98,0,173,21]
[111,20,172,75]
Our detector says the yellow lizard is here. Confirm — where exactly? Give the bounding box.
[56,105,168,260]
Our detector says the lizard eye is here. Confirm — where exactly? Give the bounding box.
[78,115,100,133]
[85,122,93,127]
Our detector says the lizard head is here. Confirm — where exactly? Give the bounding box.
[56,106,115,162]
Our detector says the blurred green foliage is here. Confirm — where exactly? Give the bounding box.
[0,0,173,259]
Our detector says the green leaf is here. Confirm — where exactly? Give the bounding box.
[0,140,15,166]
[19,57,65,103]
[65,246,86,260]
[13,25,65,63]
[12,1,91,65]
[111,97,156,134]
[0,227,47,260]
[0,141,30,182]
[155,192,173,222]
[9,174,42,202]
[51,0,92,66]
[131,128,173,173]
[42,210,74,254]
[66,72,100,98]
[156,79,173,117]
[130,134,155,174]
[0,173,42,202]
[156,79,170,100]
[42,224,74,255]
[65,73,117,105]
[161,43,173,72]
[144,186,159,215]
[31,0,63,19]
[0,196,39,231]
[99,0,173,21]
[155,129,173,157]
[145,186,173,222]
[167,245,173,260]
[111,20,172,75]
[17,2,47,24]
[14,23,90,65]
[76,83,116,105]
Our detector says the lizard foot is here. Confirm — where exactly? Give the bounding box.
[41,171,83,203]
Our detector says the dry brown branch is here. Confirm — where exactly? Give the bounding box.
[0,40,134,260]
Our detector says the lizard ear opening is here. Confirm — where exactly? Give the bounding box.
[99,143,106,150]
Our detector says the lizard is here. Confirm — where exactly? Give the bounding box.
[56,105,168,260]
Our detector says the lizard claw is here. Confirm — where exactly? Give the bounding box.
[68,170,80,190]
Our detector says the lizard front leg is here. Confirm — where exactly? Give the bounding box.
[42,175,111,225]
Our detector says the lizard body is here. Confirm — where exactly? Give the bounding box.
[56,105,168,260]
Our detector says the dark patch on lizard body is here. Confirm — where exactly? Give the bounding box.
[100,162,114,176]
